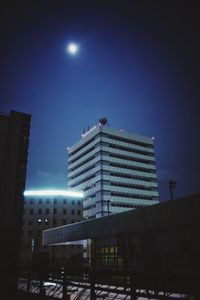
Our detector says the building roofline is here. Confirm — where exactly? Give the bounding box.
[43,193,200,245]
[24,189,84,198]
[68,125,154,154]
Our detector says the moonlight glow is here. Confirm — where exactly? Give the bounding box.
[67,43,79,55]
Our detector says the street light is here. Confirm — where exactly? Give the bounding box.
[107,200,110,216]
[169,179,177,201]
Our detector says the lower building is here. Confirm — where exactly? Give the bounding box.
[43,194,200,297]
[20,189,84,262]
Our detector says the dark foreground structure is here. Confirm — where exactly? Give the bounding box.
[19,194,200,299]
[0,110,31,297]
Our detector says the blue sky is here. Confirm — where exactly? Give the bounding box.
[1,1,199,201]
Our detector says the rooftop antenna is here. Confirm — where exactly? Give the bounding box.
[98,117,108,126]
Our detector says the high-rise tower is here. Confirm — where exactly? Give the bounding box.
[67,119,159,219]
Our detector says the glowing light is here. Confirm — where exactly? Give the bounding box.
[24,190,84,198]
[67,43,79,55]
[82,125,97,138]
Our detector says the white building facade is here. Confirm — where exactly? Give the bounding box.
[67,123,159,219]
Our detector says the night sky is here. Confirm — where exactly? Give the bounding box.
[1,0,199,201]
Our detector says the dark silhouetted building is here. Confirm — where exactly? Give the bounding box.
[0,110,31,295]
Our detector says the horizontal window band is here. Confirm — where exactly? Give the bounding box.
[69,137,96,156]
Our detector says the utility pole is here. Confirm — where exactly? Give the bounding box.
[107,200,110,215]
[169,179,177,201]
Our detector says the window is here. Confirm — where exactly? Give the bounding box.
[53,208,57,214]
[30,209,33,215]
[63,199,67,204]
[54,199,57,204]
[77,200,81,205]
[63,209,67,215]
[53,219,57,226]
[71,209,75,215]
[30,199,34,204]
[39,198,42,204]
[28,219,33,225]
[77,210,81,216]
[38,208,42,214]
[46,199,50,204]
[72,200,75,205]
[37,219,42,225]
[63,219,66,225]
[46,208,49,214]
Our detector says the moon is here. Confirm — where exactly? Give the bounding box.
[67,43,79,55]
